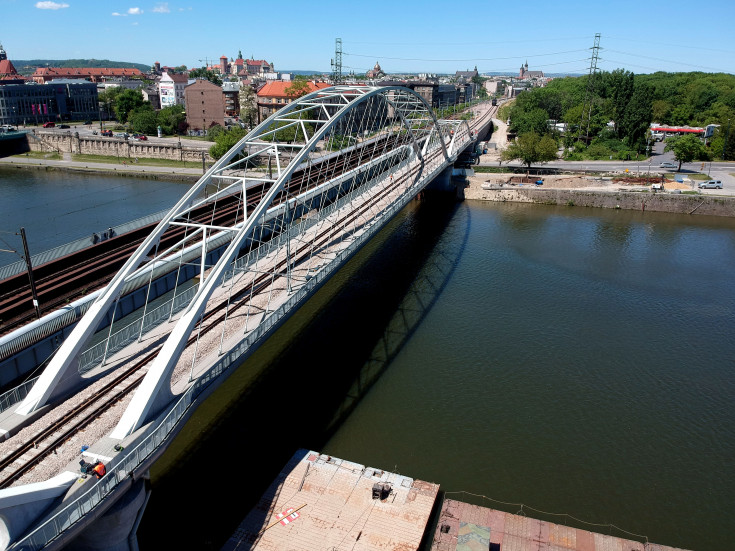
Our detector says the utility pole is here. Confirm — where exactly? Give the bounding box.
[578,33,601,144]
[331,38,343,85]
[19,228,41,319]
[724,118,731,161]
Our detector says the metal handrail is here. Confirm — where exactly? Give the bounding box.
[12,137,451,550]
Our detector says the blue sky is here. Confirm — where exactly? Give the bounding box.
[1,0,733,75]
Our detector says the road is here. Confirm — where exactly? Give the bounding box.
[20,122,212,150]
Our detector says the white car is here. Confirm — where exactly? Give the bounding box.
[660,161,678,169]
[698,180,723,189]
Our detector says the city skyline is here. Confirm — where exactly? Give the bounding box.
[1,0,734,75]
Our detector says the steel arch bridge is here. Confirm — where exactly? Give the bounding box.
[16,85,475,437]
[0,85,482,550]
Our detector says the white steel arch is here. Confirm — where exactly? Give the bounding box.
[14,86,456,436]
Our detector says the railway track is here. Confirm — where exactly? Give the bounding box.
[0,134,405,338]
[0,141,438,489]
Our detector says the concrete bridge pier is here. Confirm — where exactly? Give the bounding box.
[424,166,471,201]
[64,476,150,551]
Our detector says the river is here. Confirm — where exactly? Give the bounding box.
[1,168,732,550]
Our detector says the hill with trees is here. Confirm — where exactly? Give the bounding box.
[502,71,735,163]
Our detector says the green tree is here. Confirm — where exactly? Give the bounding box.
[510,107,549,136]
[285,76,312,99]
[238,85,258,128]
[664,134,711,170]
[98,86,123,120]
[188,68,223,86]
[128,105,158,135]
[156,104,186,135]
[501,132,558,168]
[114,89,146,124]
[619,83,653,150]
[209,127,249,159]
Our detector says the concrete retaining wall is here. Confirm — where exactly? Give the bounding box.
[26,131,213,162]
[467,187,735,217]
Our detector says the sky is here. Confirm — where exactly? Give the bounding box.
[1,0,734,76]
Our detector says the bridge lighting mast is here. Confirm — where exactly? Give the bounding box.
[578,33,601,145]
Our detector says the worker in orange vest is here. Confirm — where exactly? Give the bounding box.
[92,462,106,479]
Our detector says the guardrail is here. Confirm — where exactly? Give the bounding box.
[12,138,449,551]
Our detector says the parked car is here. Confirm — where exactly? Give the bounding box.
[660,161,677,169]
[58,124,70,129]
[83,120,93,125]
[100,130,113,137]
[42,122,55,128]
[137,135,147,140]
[698,180,723,189]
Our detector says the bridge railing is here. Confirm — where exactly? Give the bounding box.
[13,128,449,551]
[78,284,200,374]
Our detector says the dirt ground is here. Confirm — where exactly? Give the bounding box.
[465,173,695,200]
[475,117,694,195]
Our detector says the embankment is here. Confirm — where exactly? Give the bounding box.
[465,185,735,217]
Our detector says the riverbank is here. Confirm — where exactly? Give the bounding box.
[0,155,202,182]
[464,173,735,217]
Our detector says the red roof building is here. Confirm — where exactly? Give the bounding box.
[32,67,143,83]
[0,44,24,83]
[256,80,330,123]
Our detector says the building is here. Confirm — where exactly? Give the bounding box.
[159,71,190,107]
[256,80,329,123]
[0,44,24,84]
[246,59,273,77]
[185,79,225,132]
[455,67,478,82]
[519,61,544,80]
[31,67,143,83]
[0,80,98,126]
[141,86,160,110]
[222,81,240,117]
[366,61,384,79]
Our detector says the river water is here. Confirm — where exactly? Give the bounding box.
[0,167,191,265]
[1,168,732,550]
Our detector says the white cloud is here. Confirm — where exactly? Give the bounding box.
[127,7,142,14]
[35,1,70,9]
[153,2,170,13]
[111,11,125,16]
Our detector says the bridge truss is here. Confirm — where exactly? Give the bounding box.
[15,86,472,438]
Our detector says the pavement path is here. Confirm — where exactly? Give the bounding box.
[0,154,206,178]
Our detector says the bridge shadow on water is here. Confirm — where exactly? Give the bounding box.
[136,192,470,550]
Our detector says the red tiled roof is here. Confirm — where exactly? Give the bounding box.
[257,80,329,99]
[0,59,19,76]
[32,67,143,77]
[247,60,270,66]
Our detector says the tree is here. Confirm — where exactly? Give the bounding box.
[188,68,223,86]
[285,76,312,99]
[238,85,257,128]
[114,89,146,124]
[209,127,249,159]
[98,86,123,120]
[157,104,186,135]
[664,134,711,170]
[619,83,653,150]
[128,105,158,135]
[501,132,558,168]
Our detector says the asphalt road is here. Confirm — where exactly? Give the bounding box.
[21,123,212,150]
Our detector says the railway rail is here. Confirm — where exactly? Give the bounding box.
[0,134,405,339]
[0,136,433,489]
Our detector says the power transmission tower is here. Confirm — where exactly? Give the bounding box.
[578,33,601,144]
[331,38,342,85]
